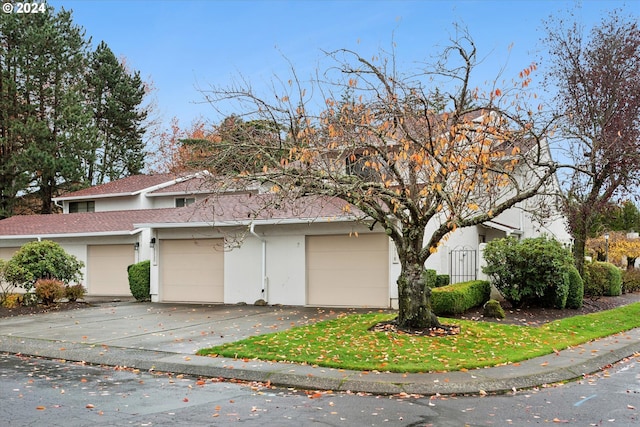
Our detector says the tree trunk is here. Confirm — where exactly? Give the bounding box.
[396,261,440,329]
[573,224,588,277]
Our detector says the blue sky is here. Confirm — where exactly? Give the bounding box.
[48,0,636,132]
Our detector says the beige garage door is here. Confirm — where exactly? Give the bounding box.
[87,245,135,296]
[307,234,389,307]
[0,247,18,260]
[160,239,224,303]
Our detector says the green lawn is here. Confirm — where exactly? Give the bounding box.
[197,302,640,373]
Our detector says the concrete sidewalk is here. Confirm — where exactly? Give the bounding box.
[1,301,640,395]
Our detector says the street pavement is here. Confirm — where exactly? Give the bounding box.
[1,300,640,396]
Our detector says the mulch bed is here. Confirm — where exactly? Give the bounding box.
[367,292,640,336]
[454,292,640,327]
[0,301,92,318]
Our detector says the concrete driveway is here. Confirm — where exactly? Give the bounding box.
[3,300,640,395]
[0,300,363,355]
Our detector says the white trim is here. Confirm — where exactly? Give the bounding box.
[53,192,139,202]
[0,228,144,240]
[483,220,523,235]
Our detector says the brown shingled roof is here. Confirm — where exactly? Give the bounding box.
[0,195,359,238]
[53,174,180,200]
[137,194,359,225]
[0,209,178,237]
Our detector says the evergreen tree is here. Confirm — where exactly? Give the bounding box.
[0,13,33,218]
[0,7,149,216]
[85,42,147,186]
[22,9,91,214]
[0,8,91,215]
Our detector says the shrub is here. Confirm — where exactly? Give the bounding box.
[128,260,150,301]
[431,280,490,316]
[35,279,65,305]
[65,284,86,302]
[1,293,23,308]
[482,236,574,308]
[483,299,505,319]
[565,265,584,309]
[4,241,84,292]
[435,274,450,288]
[421,269,437,288]
[0,259,14,301]
[622,269,640,293]
[539,270,570,309]
[584,262,623,297]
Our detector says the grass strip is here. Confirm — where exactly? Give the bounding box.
[197,302,640,373]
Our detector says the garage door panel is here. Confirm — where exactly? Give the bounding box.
[88,245,135,296]
[0,247,18,260]
[307,234,389,307]
[160,239,224,303]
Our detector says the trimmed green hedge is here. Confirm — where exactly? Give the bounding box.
[565,265,584,309]
[422,269,437,288]
[431,280,491,316]
[584,261,622,297]
[421,270,450,288]
[623,269,640,293]
[128,260,151,301]
[435,274,450,287]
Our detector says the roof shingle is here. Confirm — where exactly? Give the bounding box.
[53,174,180,200]
[0,195,358,238]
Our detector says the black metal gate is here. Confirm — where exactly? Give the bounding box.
[449,247,477,284]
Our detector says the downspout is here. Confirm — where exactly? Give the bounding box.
[249,222,268,303]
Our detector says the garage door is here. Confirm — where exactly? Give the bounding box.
[87,245,135,296]
[160,239,224,303]
[0,247,18,261]
[307,234,389,307]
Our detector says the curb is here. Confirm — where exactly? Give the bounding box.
[2,328,640,396]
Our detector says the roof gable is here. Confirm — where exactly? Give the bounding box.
[53,174,187,201]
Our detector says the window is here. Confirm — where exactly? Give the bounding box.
[69,201,95,213]
[345,153,380,181]
[175,197,195,207]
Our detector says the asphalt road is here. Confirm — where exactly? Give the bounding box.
[2,352,639,426]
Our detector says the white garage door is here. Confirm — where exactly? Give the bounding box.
[87,245,135,296]
[160,239,224,303]
[307,234,389,307]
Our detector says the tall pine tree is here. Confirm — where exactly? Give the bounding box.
[0,7,150,216]
[0,13,30,218]
[20,9,91,214]
[85,42,147,186]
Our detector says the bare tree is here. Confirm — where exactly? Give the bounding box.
[198,31,559,329]
[543,8,640,275]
